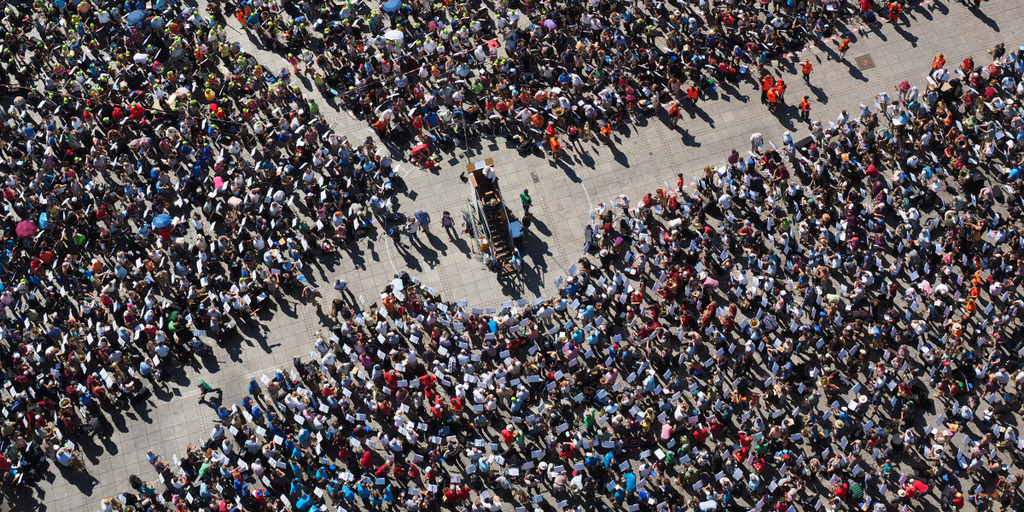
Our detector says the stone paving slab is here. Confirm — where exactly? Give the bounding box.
[10,2,1024,510]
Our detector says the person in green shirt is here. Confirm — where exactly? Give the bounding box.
[197,380,220,403]
[520,189,532,213]
[583,408,596,430]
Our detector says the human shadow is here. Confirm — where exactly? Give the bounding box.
[678,127,702,148]
[890,19,919,47]
[425,231,450,256]
[394,243,423,272]
[969,3,1000,32]
[692,106,716,128]
[344,242,369,270]
[576,149,596,169]
[553,158,583,182]
[521,232,552,278]
[717,80,749,103]
[60,467,100,496]
[866,20,889,42]
[771,105,798,131]
[530,216,553,238]
[809,82,829,105]
[410,235,440,269]
[603,142,630,168]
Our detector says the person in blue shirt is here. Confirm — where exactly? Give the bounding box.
[613,485,626,503]
[603,451,615,468]
[580,305,595,322]
[217,406,232,422]
[565,280,579,297]
[296,493,313,511]
[624,472,637,493]
[357,477,372,499]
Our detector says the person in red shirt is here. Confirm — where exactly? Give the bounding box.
[952,492,965,509]
[693,427,708,443]
[501,426,516,444]
[360,450,374,470]
[834,482,849,498]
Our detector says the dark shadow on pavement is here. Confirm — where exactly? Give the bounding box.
[969,4,1000,32]
[809,83,829,105]
[891,19,919,47]
[771,105,798,131]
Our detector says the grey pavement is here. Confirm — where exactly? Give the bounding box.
[12,1,1024,511]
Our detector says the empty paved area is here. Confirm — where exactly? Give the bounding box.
[11,1,1024,511]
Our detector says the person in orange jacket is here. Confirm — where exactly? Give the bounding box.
[837,38,851,60]
[760,74,775,104]
[799,96,811,122]
[801,60,813,83]
[774,79,787,103]
[549,136,562,157]
[887,1,903,24]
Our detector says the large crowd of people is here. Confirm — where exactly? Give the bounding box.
[0,0,1021,511]
[97,41,1024,512]
[226,0,896,157]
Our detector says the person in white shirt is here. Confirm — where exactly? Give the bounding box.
[749,133,763,153]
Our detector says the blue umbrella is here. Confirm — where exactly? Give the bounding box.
[382,0,401,12]
[125,9,147,25]
[152,213,172,228]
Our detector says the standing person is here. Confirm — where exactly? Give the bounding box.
[414,210,431,233]
[837,38,851,61]
[441,211,458,240]
[406,218,423,246]
[766,87,779,112]
[887,1,903,24]
[549,135,562,159]
[761,74,775,104]
[801,60,814,83]
[668,100,681,126]
[774,79,787,104]
[389,226,406,249]
[799,96,812,123]
[520,189,532,214]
